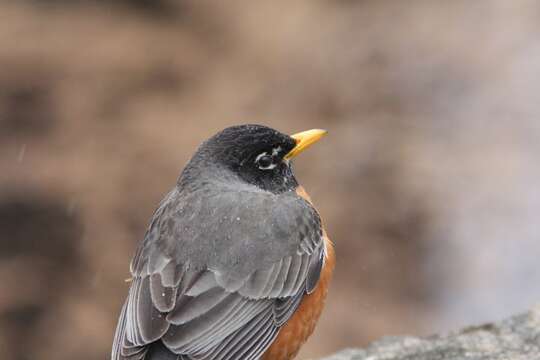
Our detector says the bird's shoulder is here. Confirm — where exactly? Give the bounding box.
[131,185,322,281]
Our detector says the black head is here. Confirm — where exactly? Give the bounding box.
[179,124,327,194]
[181,125,299,194]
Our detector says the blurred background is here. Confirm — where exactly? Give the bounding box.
[1,1,540,359]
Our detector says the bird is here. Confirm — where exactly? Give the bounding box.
[111,124,335,360]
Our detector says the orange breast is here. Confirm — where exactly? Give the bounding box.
[262,186,335,360]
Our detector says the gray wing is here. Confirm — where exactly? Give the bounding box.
[112,187,325,360]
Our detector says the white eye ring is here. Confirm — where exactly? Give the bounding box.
[255,152,277,170]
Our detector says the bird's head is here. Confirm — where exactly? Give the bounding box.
[179,124,327,194]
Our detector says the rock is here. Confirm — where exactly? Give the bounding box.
[321,306,540,360]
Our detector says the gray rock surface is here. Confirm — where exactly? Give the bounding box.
[321,306,540,360]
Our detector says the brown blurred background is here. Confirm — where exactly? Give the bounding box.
[2,1,540,359]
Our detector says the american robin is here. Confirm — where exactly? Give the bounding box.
[112,124,335,360]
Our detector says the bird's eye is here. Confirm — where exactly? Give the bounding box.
[255,152,276,170]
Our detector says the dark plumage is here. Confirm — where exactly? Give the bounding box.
[112,124,328,360]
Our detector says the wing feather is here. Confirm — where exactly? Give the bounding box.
[129,276,169,344]
[150,273,177,313]
[166,287,229,325]
[273,290,305,327]
[216,307,277,360]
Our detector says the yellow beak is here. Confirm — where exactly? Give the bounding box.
[284,129,328,160]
